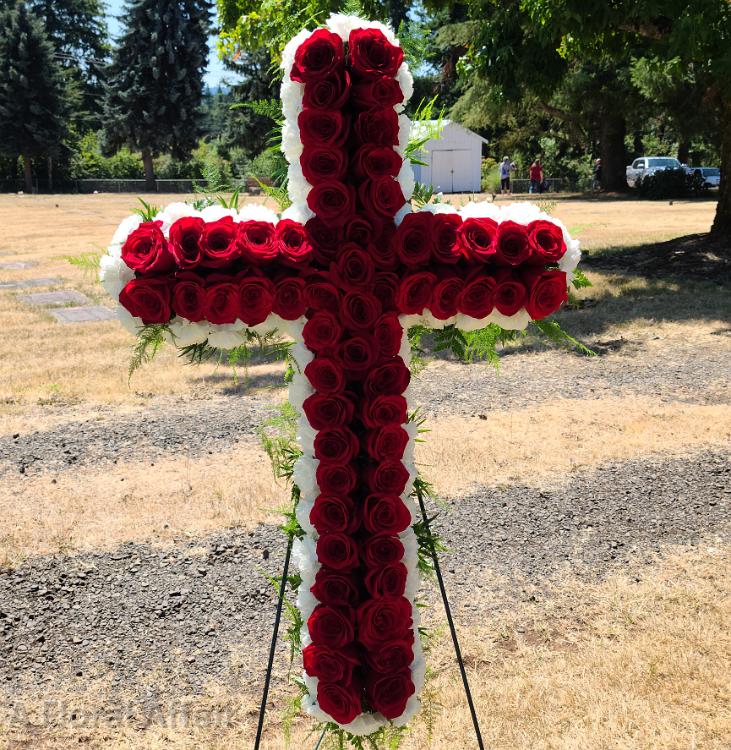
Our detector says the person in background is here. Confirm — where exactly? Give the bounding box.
[529,158,543,193]
[500,156,515,194]
[592,158,602,191]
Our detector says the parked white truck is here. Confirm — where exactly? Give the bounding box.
[626,156,682,188]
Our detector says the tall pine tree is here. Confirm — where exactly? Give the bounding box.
[103,0,211,186]
[0,2,68,192]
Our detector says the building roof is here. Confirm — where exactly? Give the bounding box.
[410,119,488,145]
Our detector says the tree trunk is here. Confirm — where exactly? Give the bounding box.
[711,96,731,238]
[600,113,627,191]
[47,156,53,193]
[22,153,33,193]
[142,149,155,191]
[677,140,690,165]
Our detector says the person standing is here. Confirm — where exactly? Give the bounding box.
[592,158,602,191]
[529,158,543,193]
[500,156,515,194]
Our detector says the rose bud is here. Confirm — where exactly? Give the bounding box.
[168,216,204,269]
[365,461,411,497]
[308,604,355,648]
[238,275,273,326]
[311,569,360,607]
[356,596,412,649]
[171,273,206,322]
[119,277,171,324]
[275,219,312,265]
[316,462,358,496]
[290,28,344,83]
[458,217,497,263]
[364,562,408,598]
[493,269,527,316]
[362,535,405,567]
[122,221,174,274]
[348,28,404,78]
[352,75,404,108]
[363,359,410,398]
[316,532,360,570]
[366,670,415,719]
[304,356,346,394]
[393,212,433,267]
[303,643,359,683]
[396,272,436,315]
[272,276,306,320]
[527,219,567,263]
[306,181,355,225]
[310,494,359,535]
[339,335,378,376]
[373,313,403,357]
[238,220,277,264]
[352,145,403,180]
[353,107,399,146]
[365,424,409,461]
[522,269,568,320]
[458,272,496,319]
[302,393,354,430]
[362,493,412,534]
[316,681,361,726]
[432,213,462,264]
[201,216,240,267]
[365,639,414,673]
[303,311,343,352]
[300,147,348,185]
[205,280,239,325]
[302,70,351,109]
[298,109,349,147]
[362,395,408,428]
[430,274,463,320]
[341,290,382,332]
[494,220,532,266]
[313,427,360,464]
[335,244,376,289]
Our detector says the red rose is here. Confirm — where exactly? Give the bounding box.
[300,147,348,185]
[303,643,359,683]
[353,145,403,180]
[430,274,463,320]
[365,462,410,496]
[307,181,355,225]
[362,395,408,428]
[311,569,360,607]
[352,76,404,107]
[238,276,273,326]
[316,681,361,726]
[272,276,306,319]
[363,493,412,533]
[314,427,360,464]
[171,273,206,322]
[302,70,351,109]
[122,221,174,274]
[354,108,399,146]
[396,272,436,315]
[339,335,378,375]
[364,359,410,398]
[304,357,345,394]
[432,213,462,264]
[290,28,344,83]
[304,277,340,312]
[238,220,277,264]
[305,218,341,264]
[308,604,355,648]
[335,245,375,289]
[393,212,433,267]
[359,177,405,219]
[316,462,358,496]
[368,239,398,270]
[302,393,354,429]
[366,639,413,673]
[344,215,380,248]
[201,216,240,267]
[348,28,404,78]
[168,216,204,269]
[341,291,382,331]
[366,670,415,719]
[364,562,408,598]
[458,272,496,318]
[365,424,409,460]
[362,535,404,567]
[523,269,568,320]
[357,596,412,649]
[494,270,527,316]
[494,220,532,266]
[310,494,359,535]
[316,532,360,570]
[303,311,342,351]
[372,274,400,311]
[527,219,566,263]
[298,109,348,147]
[458,217,497,263]
[373,313,403,358]
[119,277,171,324]
[275,219,312,265]
[205,280,239,324]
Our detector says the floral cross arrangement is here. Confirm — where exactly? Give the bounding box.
[99,12,583,745]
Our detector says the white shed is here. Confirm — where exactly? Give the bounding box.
[411,120,487,193]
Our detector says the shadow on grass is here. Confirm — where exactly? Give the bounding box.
[191,368,286,394]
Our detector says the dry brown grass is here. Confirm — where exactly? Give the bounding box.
[2,545,728,749]
[2,395,729,564]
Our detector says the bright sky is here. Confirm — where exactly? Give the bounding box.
[105,0,236,89]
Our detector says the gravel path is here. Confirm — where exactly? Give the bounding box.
[1,337,728,477]
[2,451,728,698]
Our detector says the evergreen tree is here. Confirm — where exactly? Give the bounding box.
[103,0,212,186]
[0,2,68,192]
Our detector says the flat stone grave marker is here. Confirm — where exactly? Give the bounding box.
[20,290,89,307]
[50,306,116,324]
[0,277,61,290]
[0,261,37,270]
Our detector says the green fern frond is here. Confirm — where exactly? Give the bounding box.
[233,98,284,123]
[64,252,102,275]
[571,268,592,289]
[133,197,159,222]
[532,318,595,355]
[128,324,167,381]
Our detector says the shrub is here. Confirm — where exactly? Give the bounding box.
[637,168,706,199]
[481,158,500,193]
[249,148,287,186]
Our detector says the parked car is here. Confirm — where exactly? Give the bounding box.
[688,166,721,189]
[626,156,682,188]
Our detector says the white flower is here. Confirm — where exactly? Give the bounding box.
[326,13,398,46]
[394,202,412,226]
[292,455,319,500]
[399,313,426,329]
[296,586,320,620]
[460,200,501,221]
[279,316,306,340]
[397,114,411,152]
[295,498,316,537]
[280,78,303,123]
[281,28,314,76]
[392,695,421,728]
[420,201,459,215]
[281,120,303,162]
[500,201,542,224]
[281,202,314,225]
[297,415,317,456]
[207,324,245,349]
[559,238,582,286]
[116,305,141,335]
[287,160,311,205]
[199,205,237,222]
[421,310,448,329]
[168,319,209,347]
[99,254,134,300]
[398,331,412,365]
[395,63,414,107]
[238,204,279,224]
[111,213,142,246]
[340,712,388,736]
[292,536,318,577]
[288,373,313,412]
[291,342,314,370]
[491,308,531,330]
[154,201,195,235]
[453,313,489,332]
[397,161,416,201]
